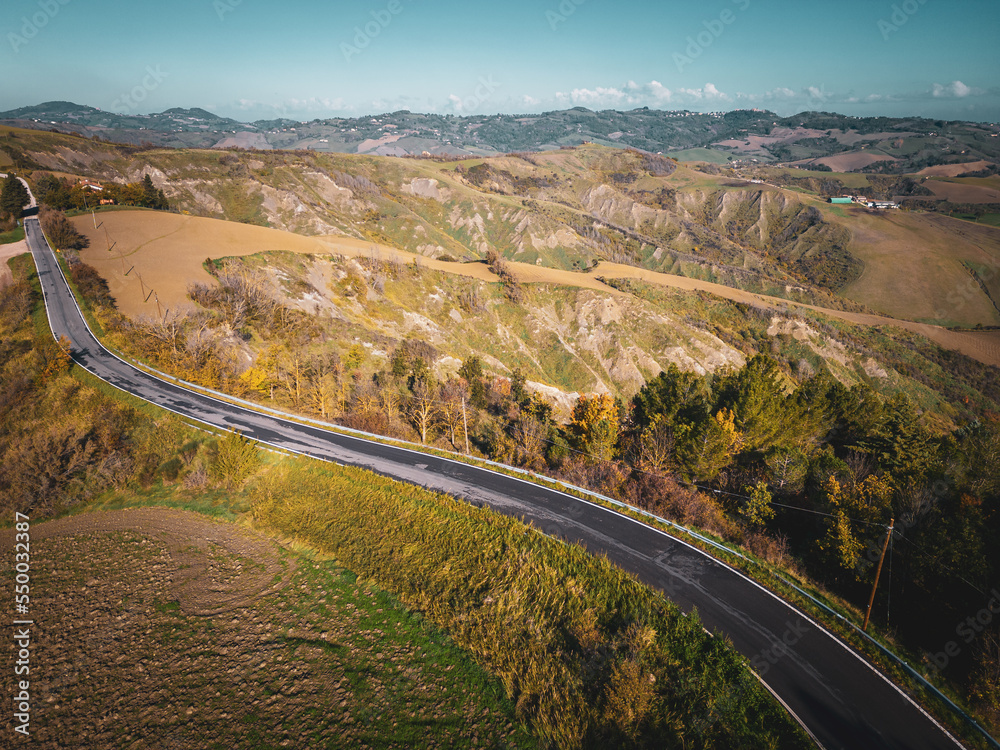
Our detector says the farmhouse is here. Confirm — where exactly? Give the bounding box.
[866,200,899,209]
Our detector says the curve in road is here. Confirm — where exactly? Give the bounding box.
[23,215,969,750]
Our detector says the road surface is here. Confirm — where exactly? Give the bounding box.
[23,215,969,750]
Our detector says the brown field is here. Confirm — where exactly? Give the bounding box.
[924,179,1000,204]
[0,508,527,749]
[71,211,612,319]
[917,161,994,177]
[812,152,897,172]
[833,130,917,146]
[713,127,827,154]
[74,211,340,319]
[840,211,1000,328]
[72,210,1000,367]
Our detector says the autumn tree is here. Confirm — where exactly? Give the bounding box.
[438,378,471,451]
[676,407,743,482]
[39,207,89,250]
[816,474,893,579]
[571,393,620,462]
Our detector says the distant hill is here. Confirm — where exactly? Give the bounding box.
[2,101,998,172]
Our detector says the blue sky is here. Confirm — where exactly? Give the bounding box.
[3,0,999,121]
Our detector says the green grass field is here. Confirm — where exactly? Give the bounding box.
[0,226,24,245]
[669,147,733,164]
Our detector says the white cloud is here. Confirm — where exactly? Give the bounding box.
[569,86,628,106]
[932,80,974,98]
[703,83,728,101]
[806,86,829,102]
[648,81,673,102]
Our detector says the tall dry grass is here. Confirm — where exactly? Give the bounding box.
[250,459,808,749]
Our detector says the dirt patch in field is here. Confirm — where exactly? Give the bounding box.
[917,161,994,177]
[713,127,827,153]
[0,508,530,749]
[74,212,346,319]
[21,508,295,616]
[841,211,1000,329]
[0,239,28,289]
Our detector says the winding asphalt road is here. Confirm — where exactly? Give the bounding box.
[23,214,968,750]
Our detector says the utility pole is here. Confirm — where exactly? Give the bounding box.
[863,518,894,632]
[462,396,470,454]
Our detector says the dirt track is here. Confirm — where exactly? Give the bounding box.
[0,239,27,289]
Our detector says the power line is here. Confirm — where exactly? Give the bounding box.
[892,533,988,598]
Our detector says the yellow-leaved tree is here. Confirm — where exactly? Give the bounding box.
[571,393,620,462]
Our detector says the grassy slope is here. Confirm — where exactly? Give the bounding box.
[840,210,1000,327]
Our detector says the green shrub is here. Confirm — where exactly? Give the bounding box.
[212,430,262,487]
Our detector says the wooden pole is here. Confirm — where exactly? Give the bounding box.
[462,396,470,454]
[863,518,894,632]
